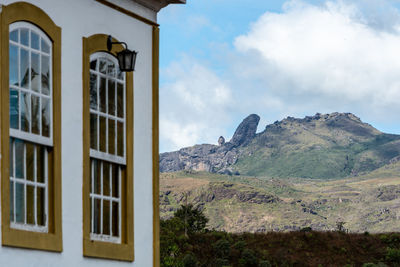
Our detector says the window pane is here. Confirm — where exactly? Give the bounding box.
[117,68,123,80]
[107,61,115,77]
[21,92,30,132]
[90,59,97,70]
[31,95,40,134]
[108,80,115,116]
[15,182,25,223]
[112,201,119,237]
[9,44,19,86]
[100,116,106,153]
[90,114,98,150]
[99,59,107,74]
[9,89,19,129]
[31,31,39,50]
[103,200,110,235]
[92,160,101,194]
[93,198,101,234]
[10,29,18,42]
[10,181,14,221]
[90,73,98,110]
[117,83,124,118]
[37,146,45,183]
[31,52,40,92]
[108,119,115,155]
[9,138,14,178]
[20,28,29,46]
[37,187,45,226]
[99,77,106,113]
[26,143,35,181]
[112,165,119,198]
[41,97,50,137]
[26,185,35,224]
[41,55,50,95]
[41,39,50,54]
[15,140,24,179]
[103,162,110,196]
[117,121,124,157]
[20,48,29,89]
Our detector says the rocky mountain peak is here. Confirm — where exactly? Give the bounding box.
[160,112,400,178]
[230,114,260,147]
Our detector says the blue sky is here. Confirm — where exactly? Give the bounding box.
[158,0,400,152]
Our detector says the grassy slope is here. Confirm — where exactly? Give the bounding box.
[160,163,400,233]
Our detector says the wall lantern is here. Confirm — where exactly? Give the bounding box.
[107,35,138,72]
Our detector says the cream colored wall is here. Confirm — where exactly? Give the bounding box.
[0,0,155,266]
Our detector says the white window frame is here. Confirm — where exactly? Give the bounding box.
[89,52,125,244]
[89,53,126,165]
[9,22,53,147]
[8,22,53,233]
[9,138,48,233]
[89,159,122,243]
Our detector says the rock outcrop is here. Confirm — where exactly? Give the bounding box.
[218,136,225,146]
[230,114,260,147]
[159,114,261,173]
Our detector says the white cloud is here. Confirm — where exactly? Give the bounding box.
[234,0,400,114]
[160,58,234,152]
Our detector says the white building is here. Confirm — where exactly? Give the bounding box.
[0,0,184,266]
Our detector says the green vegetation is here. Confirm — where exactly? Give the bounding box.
[235,134,400,179]
[160,205,400,266]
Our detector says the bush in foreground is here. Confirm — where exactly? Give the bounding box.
[160,206,400,266]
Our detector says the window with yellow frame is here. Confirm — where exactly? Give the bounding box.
[0,2,62,251]
[82,34,134,261]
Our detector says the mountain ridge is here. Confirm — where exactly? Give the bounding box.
[160,112,400,179]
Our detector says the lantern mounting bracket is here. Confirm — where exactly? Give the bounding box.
[107,35,128,51]
[106,35,138,72]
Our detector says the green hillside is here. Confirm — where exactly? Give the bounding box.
[233,114,400,179]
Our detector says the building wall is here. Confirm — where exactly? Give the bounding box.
[0,0,155,266]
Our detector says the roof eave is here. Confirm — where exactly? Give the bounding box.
[134,0,186,12]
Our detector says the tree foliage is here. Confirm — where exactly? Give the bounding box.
[174,204,208,235]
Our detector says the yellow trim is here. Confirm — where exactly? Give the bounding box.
[152,26,160,267]
[0,2,62,252]
[95,0,159,27]
[82,34,134,262]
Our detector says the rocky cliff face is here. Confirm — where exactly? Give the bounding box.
[160,112,400,179]
[160,114,260,174]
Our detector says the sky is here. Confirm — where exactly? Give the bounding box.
[158,0,400,152]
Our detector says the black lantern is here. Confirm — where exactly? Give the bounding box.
[107,35,138,72]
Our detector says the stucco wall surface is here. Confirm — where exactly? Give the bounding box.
[0,0,155,266]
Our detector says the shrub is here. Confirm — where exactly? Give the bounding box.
[336,221,347,232]
[300,227,312,232]
[386,248,400,263]
[214,258,230,267]
[239,248,258,267]
[259,260,272,267]
[362,263,388,267]
[213,239,231,259]
[182,253,198,267]
[232,240,247,252]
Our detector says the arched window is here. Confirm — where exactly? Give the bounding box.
[8,22,52,232]
[89,52,125,243]
[1,2,62,252]
[82,34,133,261]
